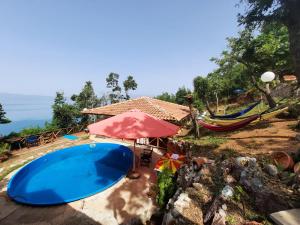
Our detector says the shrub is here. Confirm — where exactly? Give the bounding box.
[156,169,176,208]
[20,126,44,136]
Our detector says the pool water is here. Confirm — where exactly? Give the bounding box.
[7,143,133,205]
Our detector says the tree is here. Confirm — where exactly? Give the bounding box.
[210,23,292,108]
[207,72,228,111]
[175,87,191,105]
[239,0,300,87]
[106,73,122,103]
[0,103,10,124]
[71,81,100,124]
[71,81,100,109]
[193,76,214,115]
[123,75,138,100]
[155,92,176,103]
[186,95,200,138]
[52,92,79,128]
[106,73,138,103]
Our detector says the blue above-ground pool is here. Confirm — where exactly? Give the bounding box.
[7,143,133,206]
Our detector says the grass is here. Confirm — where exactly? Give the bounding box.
[225,101,269,116]
[177,135,227,148]
[226,215,238,225]
[0,160,31,182]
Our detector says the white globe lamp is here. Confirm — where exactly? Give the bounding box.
[261,71,275,83]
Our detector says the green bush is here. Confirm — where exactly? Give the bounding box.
[20,126,45,136]
[18,122,59,137]
[156,169,176,208]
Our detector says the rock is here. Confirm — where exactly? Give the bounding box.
[211,208,226,225]
[192,182,203,190]
[177,165,194,189]
[264,164,278,176]
[224,175,236,184]
[221,185,234,199]
[221,204,227,211]
[173,192,204,225]
[295,134,300,142]
[248,158,257,168]
[174,193,191,212]
[189,185,212,205]
[192,157,208,170]
[251,177,263,190]
[235,157,256,167]
[162,212,175,225]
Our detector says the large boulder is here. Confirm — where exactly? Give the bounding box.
[173,193,203,225]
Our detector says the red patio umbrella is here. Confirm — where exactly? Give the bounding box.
[88,109,180,170]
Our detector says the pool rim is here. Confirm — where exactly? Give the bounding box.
[7,142,133,206]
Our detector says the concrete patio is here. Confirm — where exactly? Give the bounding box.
[0,135,161,225]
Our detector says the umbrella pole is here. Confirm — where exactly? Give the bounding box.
[133,140,136,172]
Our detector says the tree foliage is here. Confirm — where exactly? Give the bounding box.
[52,92,79,128]
[106,73,138,103]
[155,92,176,103]
[205,23,292,108]
[0,103,10,124]
[239,0,300,86]
[175,87,191,105]
[71,81,100,109]
[71,81,100,124]
[155,87,192,106]
[123,75,138,100]
[106,73,122,103]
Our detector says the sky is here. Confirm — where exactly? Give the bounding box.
[0,0,242,98]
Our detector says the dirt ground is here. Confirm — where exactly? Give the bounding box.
[219,119,300,154]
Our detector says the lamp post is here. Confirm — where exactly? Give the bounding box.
[261,71,275,94]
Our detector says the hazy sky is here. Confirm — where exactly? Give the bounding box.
[0,0,242,97]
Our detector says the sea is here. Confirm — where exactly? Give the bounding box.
[0,93,54,136]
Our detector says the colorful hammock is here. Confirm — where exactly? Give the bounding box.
[211,101,261,119]
[197,114,260,132]
[205,107,288,126]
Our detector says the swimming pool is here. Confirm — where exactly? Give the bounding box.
[7,143,133,206]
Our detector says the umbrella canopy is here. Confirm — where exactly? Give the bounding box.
[88,109,180,139]
[155,153,186,173]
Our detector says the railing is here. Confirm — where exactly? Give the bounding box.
[6,124,88,149]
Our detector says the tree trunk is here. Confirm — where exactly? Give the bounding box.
[203,98,214,116]
[188,104,200,138]
[285,0,300,87]
[215,92,219,113]
[251,76,277,108]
